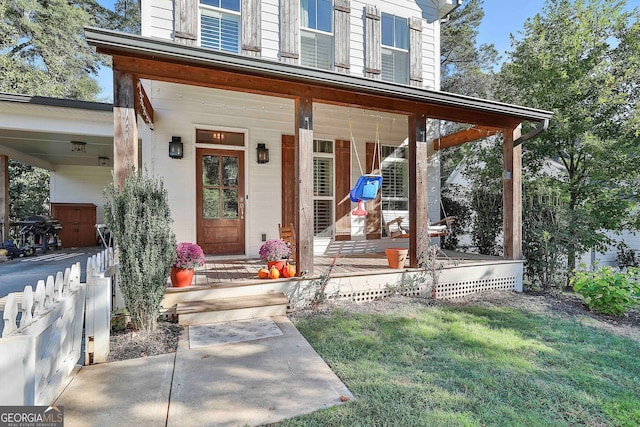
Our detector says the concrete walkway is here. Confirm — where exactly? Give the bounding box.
[55,316,353,427]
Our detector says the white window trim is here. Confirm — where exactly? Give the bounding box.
[313,139,335,238]
[198,3,242,53]
[381,144,409,210]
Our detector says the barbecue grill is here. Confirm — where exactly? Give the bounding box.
[15,215,63,255]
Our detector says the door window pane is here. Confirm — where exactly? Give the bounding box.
[313,158,334,197]
[223,189,238,218]
[203,188,220,218]
[314,200,333,237]
[222,156,239,186]
[203,155,220,186]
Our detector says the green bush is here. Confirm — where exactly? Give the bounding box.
[104,170,176,331]
[571,266,640,316]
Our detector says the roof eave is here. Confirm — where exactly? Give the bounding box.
[84,27,552,124]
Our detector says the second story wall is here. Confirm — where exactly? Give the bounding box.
[141,0,445,89]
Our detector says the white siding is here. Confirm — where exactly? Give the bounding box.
[50,166,112,223]
[140,0,441,89]
[141,0,175,39]
[261,0,280,59]
[141,80,295,257]
[579,230,640,268]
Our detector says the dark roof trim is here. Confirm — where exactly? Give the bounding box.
[0,92,113,112]
[84,27,552,123]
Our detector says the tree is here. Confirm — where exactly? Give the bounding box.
[7,160,50,228]
[496,0,640,283]
[440,0,499,98]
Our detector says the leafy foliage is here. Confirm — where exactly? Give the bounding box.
[572,266,640,316]
[8,160,49,228]
[104,170,176,331]
[440,187,470,251]
[616,241,639,269]
[0,0,140,99]
[522,181,570,290]
[496,0,640,277]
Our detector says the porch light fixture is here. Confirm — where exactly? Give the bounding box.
[98,157,110,167]
[256,143,269,164]
[169,136,183,159]
[71,141,86,153]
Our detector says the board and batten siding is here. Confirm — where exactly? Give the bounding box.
[141,0,441,89]
[139,80,295,257]
[50,166,112,224]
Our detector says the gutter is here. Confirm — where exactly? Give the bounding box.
[514,118,549,147]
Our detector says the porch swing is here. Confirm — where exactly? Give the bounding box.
[349,117,383,216]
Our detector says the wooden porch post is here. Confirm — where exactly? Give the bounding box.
[0,155,9,242]
[113,70,139,189]
[295,96,314,276]
[408,114,428,268]
[503,124,522,260]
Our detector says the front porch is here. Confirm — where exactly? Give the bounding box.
[162,249,524,320]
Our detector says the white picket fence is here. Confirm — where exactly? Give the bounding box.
[0,248,116,406]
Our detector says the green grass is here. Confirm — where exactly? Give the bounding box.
[277,300,640,427]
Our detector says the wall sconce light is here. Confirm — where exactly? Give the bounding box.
[256,143,269,164]
[98,157,110,167]
[71,141,86,153]
[169,136,183,159]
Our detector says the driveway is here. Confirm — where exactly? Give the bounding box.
[0,246,102,333]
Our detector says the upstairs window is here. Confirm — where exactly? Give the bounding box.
[300,0,333,70]
[381,13,408,84]
[200,0,240,53]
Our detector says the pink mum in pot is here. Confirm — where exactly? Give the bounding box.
[172,242,205,269]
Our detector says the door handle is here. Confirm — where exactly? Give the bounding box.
[239,202,245,220]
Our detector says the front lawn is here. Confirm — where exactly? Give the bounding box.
[279,296,640,427]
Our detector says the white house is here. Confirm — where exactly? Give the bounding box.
[0,0,553,281]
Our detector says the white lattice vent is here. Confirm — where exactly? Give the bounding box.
[435,276,517,299]
[333,286,427,303]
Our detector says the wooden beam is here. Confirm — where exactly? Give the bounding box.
[433,125,501,151]
[113,70,139,189]
[408,114,428,268]
[295,96,314,276]
[0,155,9,242]
[133,78,154,129]
[108,54,522,129]
[503,124,522,260]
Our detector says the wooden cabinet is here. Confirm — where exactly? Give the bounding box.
[50,203,97,248]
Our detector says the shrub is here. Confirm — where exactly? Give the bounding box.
[571,266,640,316]
[104,170,176,331]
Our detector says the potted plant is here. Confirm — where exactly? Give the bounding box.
[259,239,291,275]
[170,242,205,287]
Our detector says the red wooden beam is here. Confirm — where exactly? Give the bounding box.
[433,126,501,151]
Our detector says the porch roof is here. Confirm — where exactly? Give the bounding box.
[85,27,552,129]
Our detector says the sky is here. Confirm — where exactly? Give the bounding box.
[94,0,639,101]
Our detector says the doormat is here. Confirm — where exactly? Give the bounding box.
[189,317,283,349]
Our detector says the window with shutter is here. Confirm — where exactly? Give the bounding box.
[313,139,335,237]
[381,145,408,211]
[381,13,409,84]
[200,0,240,53]
[301,0,333,70]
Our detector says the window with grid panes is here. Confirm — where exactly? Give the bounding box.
[200,0,240,53]
[313,139,334,237]
[300,0,333,70]
[381,13,408,84]
[381,145,408,211]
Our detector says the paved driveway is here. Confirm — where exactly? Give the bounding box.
[0,246,102,333]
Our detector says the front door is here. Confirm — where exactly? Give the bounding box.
[196,148,245,255]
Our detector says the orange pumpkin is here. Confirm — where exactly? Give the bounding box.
[258,268,269,279]
[283,264,296,278]
[269,266,280,279]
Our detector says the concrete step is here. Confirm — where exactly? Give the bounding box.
[176,293,288,325]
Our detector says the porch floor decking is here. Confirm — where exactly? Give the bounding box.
[191,250,503,285]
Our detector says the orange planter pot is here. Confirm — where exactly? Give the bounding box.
[170,267,195,287]
[385,248,408,269]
